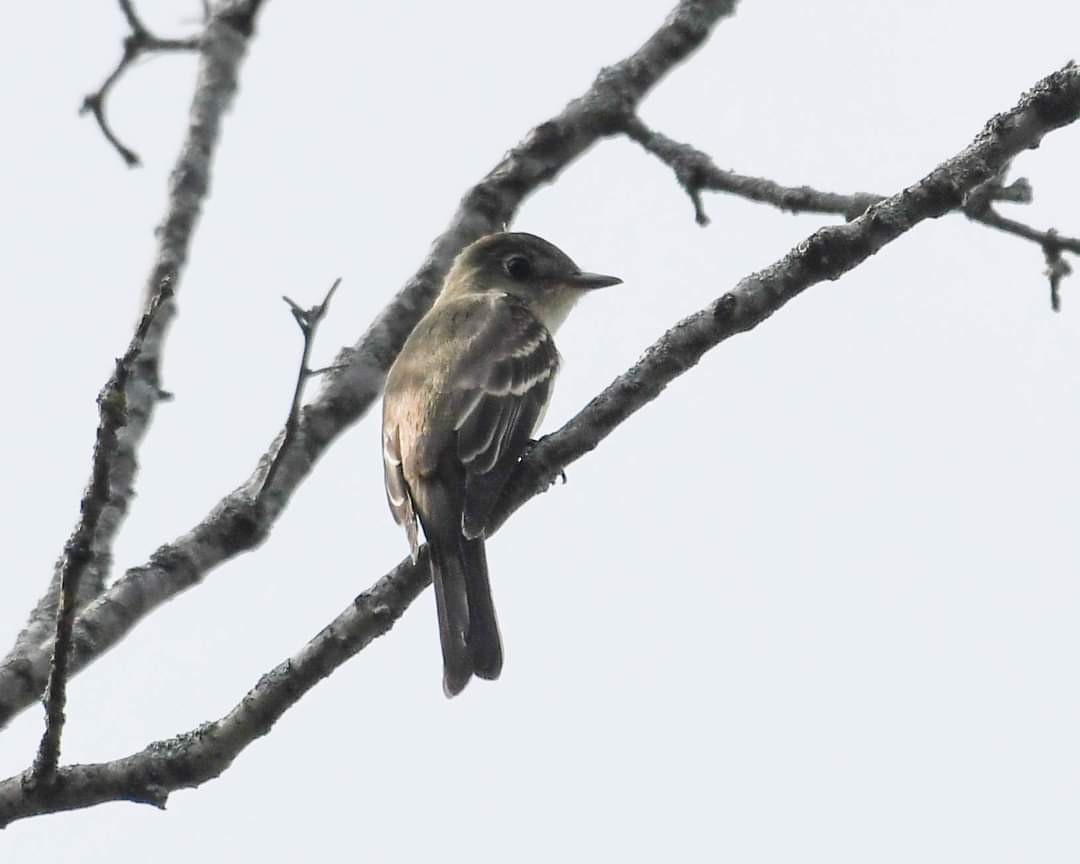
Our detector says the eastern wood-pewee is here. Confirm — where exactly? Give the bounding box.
[382,232,621,696]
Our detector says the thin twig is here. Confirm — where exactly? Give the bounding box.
[623,115,882,223]
[966,206,1080,255]
[80,1,200,166]
[27,283,174,789]
[258,279,343,509]
[1044,236,1073,312]
[963,173,1079,310]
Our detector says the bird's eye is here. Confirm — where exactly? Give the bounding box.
[504,255,532,280]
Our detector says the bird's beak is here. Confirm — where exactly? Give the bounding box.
[568,271,622,290]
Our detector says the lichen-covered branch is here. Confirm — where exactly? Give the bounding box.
[1,60,1076,827]
[0,0,739,728]
[0,555,430,826]
[26,288,173,788]
[0,0,268,716]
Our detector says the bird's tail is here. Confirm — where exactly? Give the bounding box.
[429,533,502,697]
[461,537,502,681]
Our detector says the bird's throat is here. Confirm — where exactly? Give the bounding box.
[528,287,582,334]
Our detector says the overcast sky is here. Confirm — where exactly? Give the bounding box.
[2,1,1079,861]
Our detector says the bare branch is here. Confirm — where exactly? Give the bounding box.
[26,286,174,788]
[0,0,269,713]
[626,112,1079,306]
[1,60,1077,826]
[80,1,201,166]
[0,0,738,728]
[624,115,882,223]
[0,556,430,826]
[967,206,1080,255]
[258,279,343,509]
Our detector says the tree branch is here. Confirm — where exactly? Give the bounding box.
[0,554,430,825]
[0,0,268,715]
[1,59,1077,827]
[1043,237,1073,311]
[0,0,739,728]
[258,279,343,511]
[624,113,1079,307]
[26,287,174,788]
[966,205,1080,255]
[623,115,883,223]
[80,1,201,166]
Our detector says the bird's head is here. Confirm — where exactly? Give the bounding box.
[440,232,621,332]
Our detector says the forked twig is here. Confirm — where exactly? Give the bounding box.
[80,0,200,165]
[258,279,344,509]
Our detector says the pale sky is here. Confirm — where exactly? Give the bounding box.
[2,1,1079,861]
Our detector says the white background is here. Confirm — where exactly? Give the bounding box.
[2,1,1078,861]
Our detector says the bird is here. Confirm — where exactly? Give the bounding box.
[381,232,621,696]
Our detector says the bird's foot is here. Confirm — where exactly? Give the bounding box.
[523,439,567,489]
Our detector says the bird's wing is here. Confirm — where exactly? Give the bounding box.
[382,293,558,550]
[448,297,560,538]
[382,421,420,561]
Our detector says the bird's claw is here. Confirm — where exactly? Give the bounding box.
[523,439,567,490]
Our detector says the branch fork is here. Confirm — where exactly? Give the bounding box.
[258,279,344,509]
[80,1,202,165]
